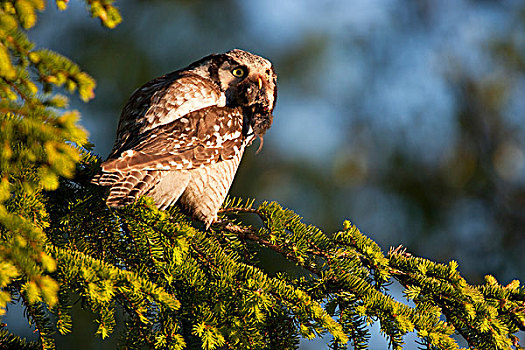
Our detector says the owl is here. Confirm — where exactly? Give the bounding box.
[92,49,277,228]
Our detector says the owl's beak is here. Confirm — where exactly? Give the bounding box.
[257,76,263,90]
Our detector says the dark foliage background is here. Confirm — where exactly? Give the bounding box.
[4,1,525,349]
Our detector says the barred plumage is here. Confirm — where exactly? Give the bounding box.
[92,49,277,227]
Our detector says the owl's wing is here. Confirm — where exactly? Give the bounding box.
[109,72,226,158]
[94,106,248,207]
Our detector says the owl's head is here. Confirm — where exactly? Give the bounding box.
[190,49,277,138]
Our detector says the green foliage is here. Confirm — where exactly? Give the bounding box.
[2,2,525,350]
[0,328,41,350]
[0,1,119,348]
[84,0,122,29]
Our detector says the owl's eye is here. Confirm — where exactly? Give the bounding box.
[231,67,246,78]
[265,69,272,80]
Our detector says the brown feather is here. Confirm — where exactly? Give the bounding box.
[92,49,277,226]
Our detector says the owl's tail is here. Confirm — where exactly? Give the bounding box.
[92,168,163,207]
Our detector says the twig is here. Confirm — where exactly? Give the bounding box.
[218,207,261,215]
[222,222,322,276]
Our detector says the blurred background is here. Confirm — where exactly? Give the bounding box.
[5,0,525,348]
